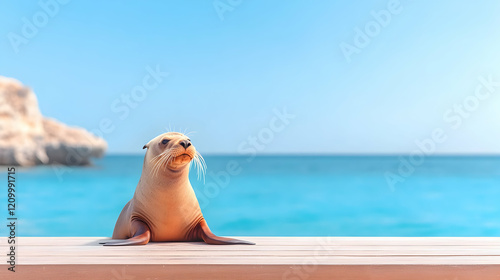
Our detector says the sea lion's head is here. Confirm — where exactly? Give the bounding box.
[143,132,205,177]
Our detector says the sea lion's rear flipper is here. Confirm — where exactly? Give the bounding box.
[100,220,151,246]
[198,220,255,245]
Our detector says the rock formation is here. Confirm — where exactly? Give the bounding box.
[0,76,107,166]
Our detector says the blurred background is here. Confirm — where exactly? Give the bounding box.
[1,0,500,237]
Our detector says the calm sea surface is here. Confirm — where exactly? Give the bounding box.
[4,155,500,237]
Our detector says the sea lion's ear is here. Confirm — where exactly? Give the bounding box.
[143,139,152,149]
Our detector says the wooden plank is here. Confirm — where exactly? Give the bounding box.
[2,265,500,280]
[1,237,500,279]
[15,246,500,256]
[13,255,500,265]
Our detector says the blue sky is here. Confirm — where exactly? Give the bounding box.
[1,0,500,154]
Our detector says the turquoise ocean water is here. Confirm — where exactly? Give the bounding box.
[4,155,500,237]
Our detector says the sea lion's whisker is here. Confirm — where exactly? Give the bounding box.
[166,152,176,165]
[151,153,164,177]
[150,154,162,176]
[152,154,164,177]
[193,155,201,180]
[189,155,196,171]
[150,149,174,177]
[156,154,171,177]
[156,155,169,177]
[194,157,202,181]
[150,149,169,165]
[196,151,207,171]
[193,152,206,182]
[152,151,169,176]
[159,149,176,176]
[150,152,163,163]
[156,152,175,177]
[191,154,199,177]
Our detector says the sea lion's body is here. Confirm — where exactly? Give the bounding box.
[111,167,204,242]
[101,132,254,246]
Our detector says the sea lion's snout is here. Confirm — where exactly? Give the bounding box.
[179,140,191,149]
[169,138,195,167]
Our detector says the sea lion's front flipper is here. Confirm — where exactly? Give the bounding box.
[100,220,151,246]
[198,220,255,245]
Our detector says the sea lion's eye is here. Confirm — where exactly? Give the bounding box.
[161,139,169,145]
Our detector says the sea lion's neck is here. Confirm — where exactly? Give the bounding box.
[135,166,191,199]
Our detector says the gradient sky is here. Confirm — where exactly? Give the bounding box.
[1,0,500,154]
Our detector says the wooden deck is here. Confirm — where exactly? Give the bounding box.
[2,237,500,279]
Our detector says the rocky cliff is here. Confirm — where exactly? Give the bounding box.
[0,76,107,166]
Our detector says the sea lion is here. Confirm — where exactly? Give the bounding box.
[100,132,254,246]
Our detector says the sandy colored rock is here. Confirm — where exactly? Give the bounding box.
[0,76,107,166]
